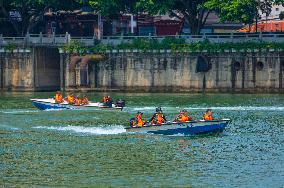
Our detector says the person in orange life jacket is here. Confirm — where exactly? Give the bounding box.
[150,107,167,125]
[75,96,82,106]
[54,91,63,103]
[133,111,145,127]
[103,96,107,103]
[203,109,213,120]
[106,95,112,107]
[176,109,191,122]
[66,94,75,105]
[81,96,89,105]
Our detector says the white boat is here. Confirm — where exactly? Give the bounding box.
[30,98,125,110]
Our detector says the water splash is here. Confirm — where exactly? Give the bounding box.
[33,125,126,135]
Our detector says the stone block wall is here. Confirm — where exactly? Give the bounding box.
[68,51,284,92]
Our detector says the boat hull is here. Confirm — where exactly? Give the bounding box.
[127,120,230,135]
[31,99,123,110]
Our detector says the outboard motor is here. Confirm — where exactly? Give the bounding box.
[115,99,125,108]
[129,117,135,126]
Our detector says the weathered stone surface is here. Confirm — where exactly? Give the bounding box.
[64,52,284,93]
[0,47,60,91]
[1,49,284,93]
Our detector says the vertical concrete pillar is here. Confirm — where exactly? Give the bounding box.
[32,47,36,89]
[0,52,2,90]
[60,53,65,91]
[65,54,76,89]
[4,55,9,88]
[28,47,37,90]
[75,65,80,86]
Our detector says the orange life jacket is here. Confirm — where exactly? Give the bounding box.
[103,96,107,103]
[178,114,190,122]
[75,98,81,106]
[67,95,75,104]
[82,97,89,105]
[55,94,63,103]
[135,114,144,127]
[157,114,164,124]
[203,113,213,121]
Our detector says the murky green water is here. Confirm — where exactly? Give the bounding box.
[1,92,284,187]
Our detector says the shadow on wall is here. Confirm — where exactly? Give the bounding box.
[195,55,212,73]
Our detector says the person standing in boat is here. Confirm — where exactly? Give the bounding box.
[54,91,63,103]
[150,107,167,125]
[175,109,191,122]
[203,109,213,120]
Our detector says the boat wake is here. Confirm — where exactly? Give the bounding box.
[0,109,40,114]
[33,125,126,135]
[129,106,284,112]
[185,106,284,111]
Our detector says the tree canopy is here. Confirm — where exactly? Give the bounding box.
[87,0,284,34]
[2,0,284,36]
[1,0,82,35]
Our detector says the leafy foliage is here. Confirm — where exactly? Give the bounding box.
[62,37,284,54]
[2,0,83,35]
[63,40,86,54]
[87,0,284,34]
[4,43,17,52]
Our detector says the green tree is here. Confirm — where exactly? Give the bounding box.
[88,0,138,17]
[206,0,284,25]
[205,0,259,25]
[135,0,212,35]
[88,0,284,34]
[2,0,82,36]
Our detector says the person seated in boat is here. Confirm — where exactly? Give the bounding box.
[54,91,63,103]
[132,111,145,127]
[103,96,107,103]
[175,109,191,123]
[66,94,75,105]
[75,96,82,106]
[81,96,89,105]
[105,96,112,107]
[203,109,213,121]
[150,107,167,125]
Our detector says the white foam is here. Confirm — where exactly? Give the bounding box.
[33,125,126,135]
[129,106,284,112]
[132,107,156,111]
[0,109,40,114]
[185,106,284,111]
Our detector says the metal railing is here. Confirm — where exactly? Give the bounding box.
[1,32,284,47]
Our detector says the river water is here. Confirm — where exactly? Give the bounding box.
[1,92,284,187]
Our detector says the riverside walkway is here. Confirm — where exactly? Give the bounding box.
[1,32,284,47]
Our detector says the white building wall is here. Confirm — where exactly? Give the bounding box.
[260,5,284,20]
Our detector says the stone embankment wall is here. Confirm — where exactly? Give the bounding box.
[0,47,60,91]
[1,47,284,92]
[65,51,284,92]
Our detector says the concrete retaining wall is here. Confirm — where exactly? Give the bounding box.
[0,47,60,91]
[1,48,284,92]
[68,52,283,92]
